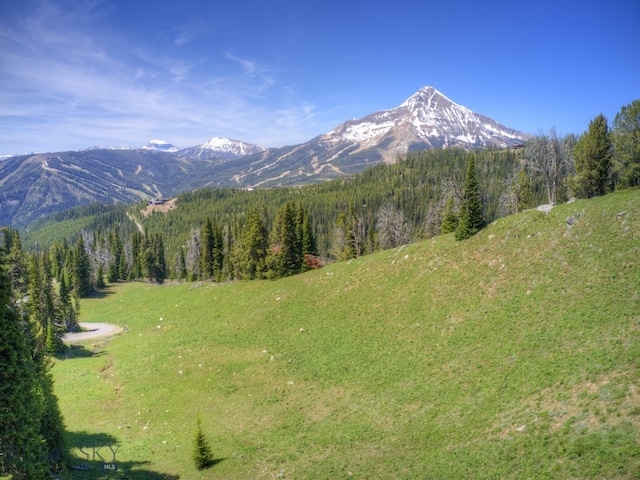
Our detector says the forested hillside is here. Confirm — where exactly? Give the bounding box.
[27,149,525,245]
[15,99,640,293]
[53,187,640,478]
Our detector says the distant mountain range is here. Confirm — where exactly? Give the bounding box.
[0,86,529,227]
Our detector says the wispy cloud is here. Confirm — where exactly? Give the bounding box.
[0,0,328,153]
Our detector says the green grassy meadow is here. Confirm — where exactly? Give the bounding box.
[54,188,640,479]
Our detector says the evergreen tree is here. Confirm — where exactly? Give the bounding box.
[129,231,142,280]
[192,419,214,470]
[174,247,187,280]
[269,202,301,277]
[237,208,269,280]
[572,114,613,198]
[107,226,125,282]
[28,253,63,357]
[612,99,640,188]
[37,367,67,472]
[72,235,92,297]
[455,154,485,241]
[297,205,318,269]
[1,228,28,302]
[57,272,79,332]
[200,217,215,279]
[0,255,49,480]
[152,233,167,284]
[140,234,167,284]
[94,263,106,290]
[440,196,458,234]
[210,219,224,282]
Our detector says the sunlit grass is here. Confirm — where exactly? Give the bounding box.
[54,188,640,479]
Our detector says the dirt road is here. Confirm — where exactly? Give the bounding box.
[63,323,121,343]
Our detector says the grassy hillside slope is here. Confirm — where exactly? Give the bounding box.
[54,188,640,479]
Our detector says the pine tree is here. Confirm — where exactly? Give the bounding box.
[572,114,612,198]
[152,233,167,284]
[72,235,92,297]
[36,366,67,472]
[238,208,269,280]
[269,202,301,277]
[0,255,49,480]
[200,217,214,279]
[58,272,79,332]
[107,226,125,282]
[440,196,458,234]
[455,154,485,241]
[210,220,224,282]
[28,253,63,357]
[174,247,187,280]
[1,228,28,302]
[94,263,106,290]
[192,419,214,470]
[612,99,640,188]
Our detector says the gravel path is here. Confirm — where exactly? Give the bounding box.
[63,322,121,343]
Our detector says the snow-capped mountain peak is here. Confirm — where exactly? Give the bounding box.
[325,85,528,160]
[399,85,456,110]
[177,137,265,161]
[143,140,180,153]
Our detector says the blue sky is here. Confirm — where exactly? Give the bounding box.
[1,0,638,154]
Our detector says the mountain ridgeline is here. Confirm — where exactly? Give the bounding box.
[1,86,529,227]
[22,147,546,284]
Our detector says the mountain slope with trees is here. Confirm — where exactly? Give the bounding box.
[52,187,640,478]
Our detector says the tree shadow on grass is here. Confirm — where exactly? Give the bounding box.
[65,431,182,480]
[86,286,117,299]
[61,344,106,359]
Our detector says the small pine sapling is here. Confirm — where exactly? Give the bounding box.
[192,419,214,470]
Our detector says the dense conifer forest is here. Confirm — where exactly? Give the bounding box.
[17,94,640,291]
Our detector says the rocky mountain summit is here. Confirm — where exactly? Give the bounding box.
[0,86,530,225]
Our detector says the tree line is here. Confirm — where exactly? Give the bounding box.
[14,98,640,292]
[1,229,67,479]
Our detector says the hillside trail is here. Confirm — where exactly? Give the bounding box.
[126,212,145,234]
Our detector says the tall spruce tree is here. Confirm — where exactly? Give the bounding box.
[200,217,215,279]
[269,202,301,277]
[572,114,612,198]
[297,205,318,268]
[58,272,79,332]
[72,235,92,297]
[0,255,49,479]
[440,195,458,234]
[238,208,269,279]
[612,99,640,188]
[28,253,63,357]
[455,154,485,241]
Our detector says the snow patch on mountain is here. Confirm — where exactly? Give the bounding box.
[143,140,180,152]
[178,137,265,161]
[81,145,134,152]
[326,86,528,156]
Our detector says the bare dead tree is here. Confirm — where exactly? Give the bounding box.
[81,230,110,284]
[351,214,366,258]
[524,128,575,204]
[185,228,201,278]
[376,203,412,250]
[424,198,446,238]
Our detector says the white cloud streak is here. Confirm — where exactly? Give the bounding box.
[0,0,328,154]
